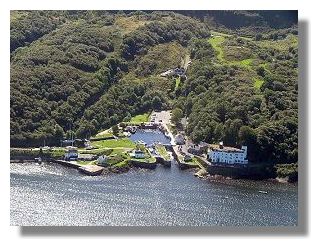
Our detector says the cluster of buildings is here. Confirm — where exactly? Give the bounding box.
[175,133,249,166]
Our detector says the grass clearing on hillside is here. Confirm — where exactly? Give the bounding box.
[130,112,150,123]
[209,35,254,70]
[115,16,150,34]
[208,36,225,62]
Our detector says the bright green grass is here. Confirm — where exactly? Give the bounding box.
[91,138,136,149]
[209,35,254,69]
[114,160,129,167]
[130,112,150,123]
[175,77,181,90]
[239,58,253,67]
[254,78,264,89]
[208,36,225,62]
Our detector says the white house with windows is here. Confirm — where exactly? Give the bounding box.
[130,150,145,159]
[207,143,248,165]
[64,146,78,161]
[97,155,108,165]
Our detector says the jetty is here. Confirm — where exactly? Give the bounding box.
[51,159,104,176]
[78,165,104,176]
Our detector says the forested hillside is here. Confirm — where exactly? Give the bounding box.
[10,10,298,164]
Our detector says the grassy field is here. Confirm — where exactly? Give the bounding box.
[129,112,150,123]
[209,35,254,70]
[91,138,136,149]
[155,145,170,160]
[208,35,225,62]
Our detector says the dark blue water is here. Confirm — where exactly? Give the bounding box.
[10,161,298,226]
[129,129,171,145]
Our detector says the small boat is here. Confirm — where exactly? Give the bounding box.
[137,140,146,145]
[258,190,268,194]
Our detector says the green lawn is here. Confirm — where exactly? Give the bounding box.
[129,112,150,123]
[91,138,136,149]
[114,160,129,167]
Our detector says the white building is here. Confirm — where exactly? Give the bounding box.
[130,150,145,159]
[64,146,78,161]
[207,144,248,165]
[97,155,108,165]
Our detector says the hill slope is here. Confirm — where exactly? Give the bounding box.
[10,10,298,164]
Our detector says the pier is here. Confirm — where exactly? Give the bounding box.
[51,159,104,176]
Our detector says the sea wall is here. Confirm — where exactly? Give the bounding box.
[207,163,277,180]
[155,156,171,167]
[129,160,157,169]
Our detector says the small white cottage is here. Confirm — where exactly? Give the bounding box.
[64,146,78,161]
[134,150,145,159]
[97,155,108,165]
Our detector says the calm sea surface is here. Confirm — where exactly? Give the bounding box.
[10,160,298,226]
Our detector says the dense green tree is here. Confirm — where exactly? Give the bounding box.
[171,108,183,126]
[112,125,119,136]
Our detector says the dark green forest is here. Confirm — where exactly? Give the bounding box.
[10,10,298,164]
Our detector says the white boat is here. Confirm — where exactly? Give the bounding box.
[258,190,268,194]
